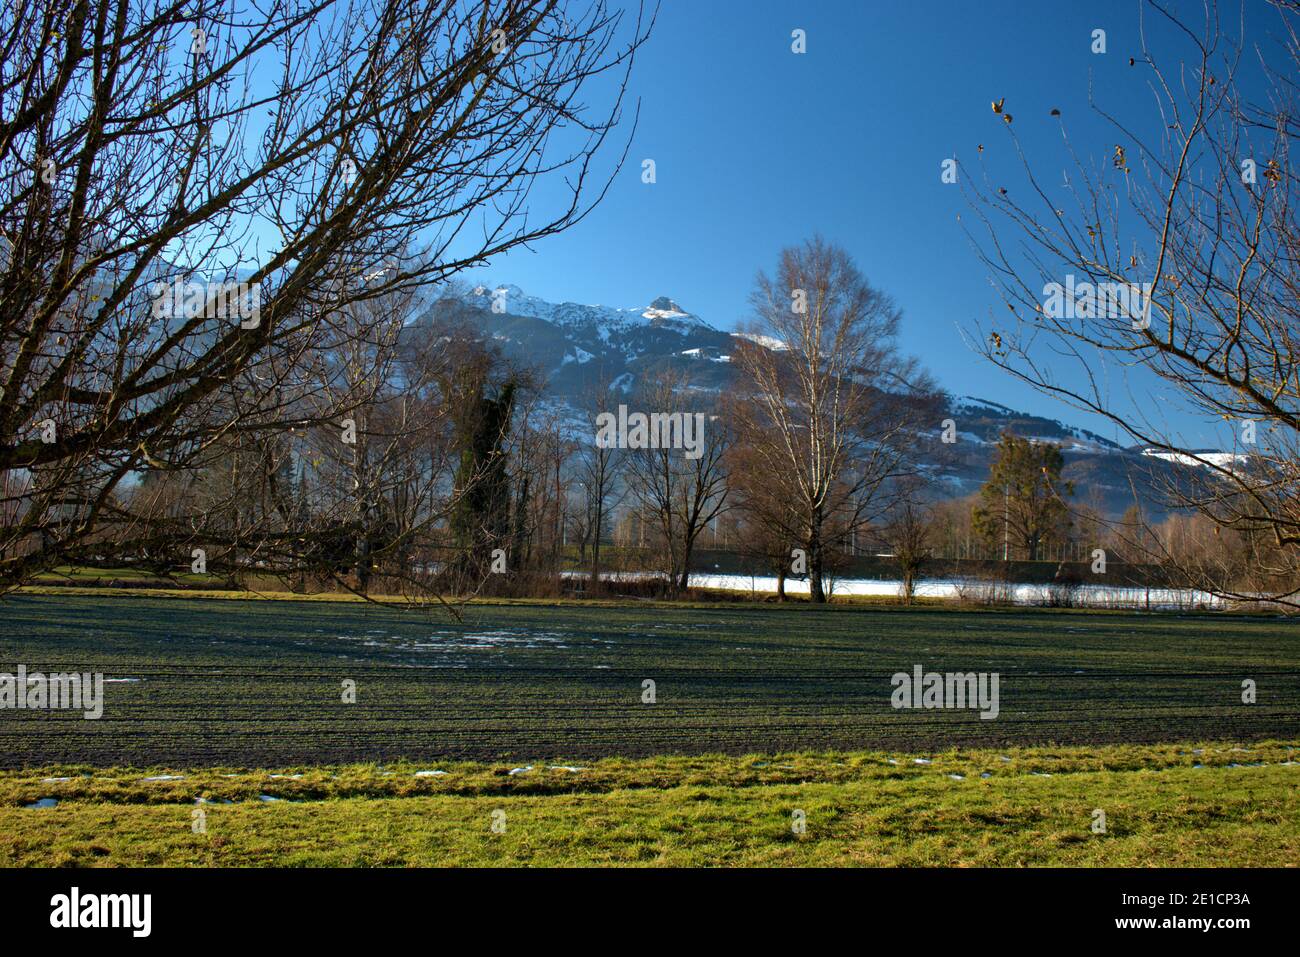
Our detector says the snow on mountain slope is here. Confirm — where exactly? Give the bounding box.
[951,395,1123,453]
[952,396,1017,416]
[731,331,788,351]
[466,284,716,335]
[1141,449,1249,470]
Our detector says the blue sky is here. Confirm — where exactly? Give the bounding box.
[466,0,1277,448]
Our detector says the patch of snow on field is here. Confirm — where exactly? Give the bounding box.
[329,629,574,657]
[402,629,574,650]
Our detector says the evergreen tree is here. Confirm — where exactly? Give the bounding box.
[972,432,1074,561]
[450,377,517,581]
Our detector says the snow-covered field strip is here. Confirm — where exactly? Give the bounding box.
[577,571,1224,609]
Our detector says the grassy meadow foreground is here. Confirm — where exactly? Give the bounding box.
[2,743,1296,866]
[2,593,1297,866]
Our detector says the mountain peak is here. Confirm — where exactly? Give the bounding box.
[647,295,685,314]
[470,282,524,299]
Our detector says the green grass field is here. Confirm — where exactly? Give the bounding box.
[2,594,1297,866]
[2,743,1296,866]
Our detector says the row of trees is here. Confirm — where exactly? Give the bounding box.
[1,219,944,603]
[4,1,1298,608]
[877,429,1300,604]
[430,235,932,605]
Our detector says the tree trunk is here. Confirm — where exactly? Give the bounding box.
[590,500,602,595]
[809,513,826,603]
[678,534,694,593]
[356,538,371,595]
[810,563,826,603]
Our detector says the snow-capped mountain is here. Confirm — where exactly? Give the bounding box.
[422,284,743,399]
[464,284,715,337]
[416,284,1225,517]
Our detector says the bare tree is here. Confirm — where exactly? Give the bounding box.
[731,237,932,602]
[622,369,730,594]
[966,0,1300,605]
[0,0,650,594]
[726,435,801,598]
[506,395,573,594]
[879,481,934,605]
[575,371,624,591]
